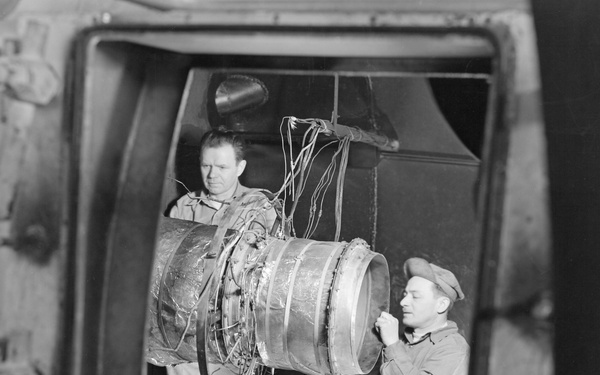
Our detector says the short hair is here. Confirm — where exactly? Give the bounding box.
[432,283,454,312]
[199,129,246,163]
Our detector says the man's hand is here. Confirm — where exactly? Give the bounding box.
[375,311,400,347]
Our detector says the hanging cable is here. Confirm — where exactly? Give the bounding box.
[334,137,351,242]
[304,138,345,239]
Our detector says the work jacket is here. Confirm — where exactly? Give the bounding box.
[168,183,278,235]
[380,320,469,375]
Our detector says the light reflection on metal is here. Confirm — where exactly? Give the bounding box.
[215,75,269,115]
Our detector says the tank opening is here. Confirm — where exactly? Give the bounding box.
[354,253,390,373]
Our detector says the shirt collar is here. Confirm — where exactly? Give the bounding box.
[198,181,246,207]
[405,321,458,344]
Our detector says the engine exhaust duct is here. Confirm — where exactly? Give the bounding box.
[146,217,390,375]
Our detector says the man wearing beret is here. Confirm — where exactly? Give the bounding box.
[375,257,470,375]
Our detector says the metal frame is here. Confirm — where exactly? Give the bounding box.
[64,13,550,375]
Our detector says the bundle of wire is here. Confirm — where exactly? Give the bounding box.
[273,116,350,241]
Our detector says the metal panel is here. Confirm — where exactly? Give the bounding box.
[68,34,191,375]
[110,30,494,59]
[375,155,480,339]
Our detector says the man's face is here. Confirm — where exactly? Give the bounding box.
[399,276,441,330]
[200,144,246,200]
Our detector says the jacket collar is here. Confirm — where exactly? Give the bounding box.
[405,320,459,344]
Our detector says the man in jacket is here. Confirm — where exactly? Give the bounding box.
[168,129,278,236]
[375,257,470,375]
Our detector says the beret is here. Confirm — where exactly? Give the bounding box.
[404,257,465,302]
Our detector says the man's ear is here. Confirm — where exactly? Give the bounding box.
[237,159,247,177]
[436,297,451,314]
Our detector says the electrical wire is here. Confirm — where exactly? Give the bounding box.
[334,137,351,241]
[272,116,354,240]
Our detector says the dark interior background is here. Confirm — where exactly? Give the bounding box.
[531,1,600,373]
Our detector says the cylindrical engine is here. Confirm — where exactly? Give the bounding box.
[146,217,389,375]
